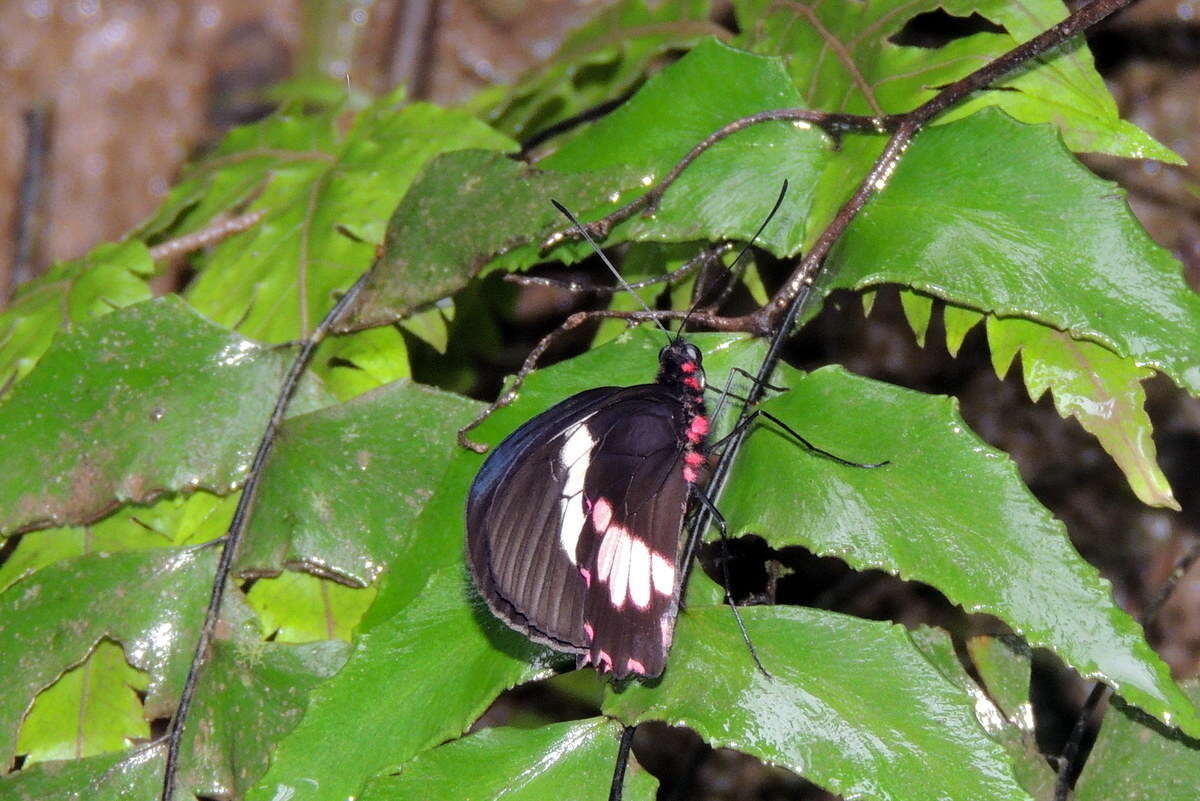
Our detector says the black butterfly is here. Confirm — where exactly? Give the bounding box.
[466,336,709,679]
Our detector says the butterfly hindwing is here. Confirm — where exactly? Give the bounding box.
[467,384,691,677]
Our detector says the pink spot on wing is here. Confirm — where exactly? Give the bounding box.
[626,657,646,674]
[584,622,594,640]
[685,451,705,466]
[592,497,613,531]
[580,567,591,587]
[598,650,613,672]
[683,466,698,483]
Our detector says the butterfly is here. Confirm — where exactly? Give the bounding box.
[466,334,709,679]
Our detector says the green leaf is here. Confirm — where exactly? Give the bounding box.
[720,364,1200,736]
[149,100,515,342]
[311,325,411,402]
[0,549,215,767]
[604,605,1033,801]
[0,297,328,536]
[0,241,154,398]
[476,0,719,141]
[245,567,554,801]
[899,290,933,348]
[542,39,832,256]
[734,0,1176,161]
[984,315,1177,509]
[0,491,235,593]
[0,749,163,801]
[16,640,148,765]
[342,149,642,330]
[1075,684,1200,801]
[360,718,659,801]
[824,109,1200,395]
[943,303,984,357]
[236,380,481,586]
[245,571,376,643]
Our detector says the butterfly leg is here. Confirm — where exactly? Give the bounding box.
[709,409,889,469]
[689,487,772,679]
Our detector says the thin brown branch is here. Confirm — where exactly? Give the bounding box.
[504,243,731,294]
[147,210,267,262]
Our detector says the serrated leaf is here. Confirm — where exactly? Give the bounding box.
[245,571,376,643]
[824,109,1200,396]
[943,303,984,357]
[0,297,328,536]
[0,491,234,592]
[542,39,831,256]
[984,315,1176,509]
[342,149,643,330]
[0,241,154,398]
[236,380,481,586]
[152,100,515,342]
[899,290,933,347]
[734,0,1176,162]
[0,549,215,767]
[604,605,1033,801]
[244,567,555,801]
[1075,683,1200,801]
[16,640,148,765]
[476,0,719,141]
[360,718,658,801]
[720,364,1200,736]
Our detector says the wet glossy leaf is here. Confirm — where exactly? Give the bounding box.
[236,380,481,586]
[824,109,1200,396]
[15,640,148,765]
[0,241,154,398]
[734,0,1175,161]
[244,567,555,801]
[542,39,832,256]
[604,605,1033,801]
[342,149,642,330]
[245,571,376,643]
[0,548,215,767]
[360,718,658,801]
[1075,683,1200,801]
[0,296,328,536]
[984,315,1176,509]
[149,99,514,342]
[477,0,719,141]
[0,748,163,801]
[0,491,235,592]
[720,365,1200,736]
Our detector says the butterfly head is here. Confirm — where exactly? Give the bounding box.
[657,339,705,395]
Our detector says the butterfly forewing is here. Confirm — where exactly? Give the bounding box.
[467,384,692,678]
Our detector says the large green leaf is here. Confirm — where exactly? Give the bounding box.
[720,364,1199,736]
[823,109,1200,396]
[604,603,1033,801]
[0,241,154,398]
[0,549,215,767]
[0,749,163,801]
[359,718,659,801]
[236,380,481,586]
[475,0,720,141]
[0,297,327,536]
[734,0,1175,161]
[145,97,515,343]
[1075,684,1200,801]
[15,640,148,765]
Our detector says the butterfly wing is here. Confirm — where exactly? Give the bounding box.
[466,385,691,678]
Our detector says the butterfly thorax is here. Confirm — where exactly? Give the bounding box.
[656,339,709,484]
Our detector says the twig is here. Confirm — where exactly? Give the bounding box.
[159,272,369,801]
[6,105,53,304]
[503,243,731,294]
[147,210,267,262]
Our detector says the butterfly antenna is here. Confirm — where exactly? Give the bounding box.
[550,199,671,339]
[677,179,790,337]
